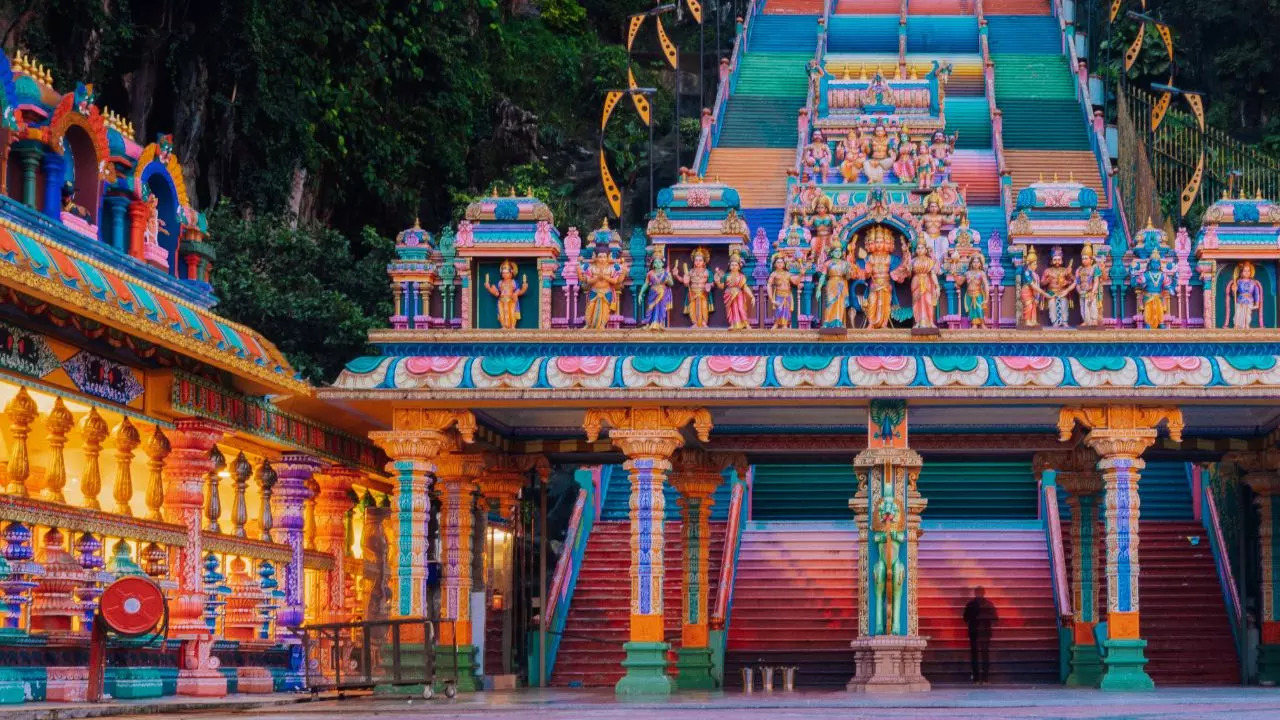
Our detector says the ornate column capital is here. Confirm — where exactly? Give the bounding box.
[670,448,726,499]
[583,406,713,460]
[1038,445,1103,496]
[371,408,476,463]
[1226,450,1280,495]
[1057,405,1184,452]
[477,453,541,519]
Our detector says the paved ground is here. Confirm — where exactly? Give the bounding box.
[84,687,1280,720]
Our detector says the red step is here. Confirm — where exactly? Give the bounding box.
[982,0,1050,13]
[764,0,825,13]
[551,520,726,687]
[907,0,975,14]
[835,0,903,13]
[950,150,1000,205]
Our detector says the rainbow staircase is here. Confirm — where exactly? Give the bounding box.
[550,477,731,687]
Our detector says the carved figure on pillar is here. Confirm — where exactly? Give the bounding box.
[847,400,929,693]
[675,247,714,329]
[1075,243,1105,328]
[584,406,712,696]
[1226,261,1263,330]
[1058,405,1184,691]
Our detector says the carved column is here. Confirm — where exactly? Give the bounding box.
[271,454,320,632]
[315,466,360,623]
[1058,405,1184,691]
[669,448,732,690]
[41,399,73,503]
[79,409,109,511]
[4,388,36,498]
[162,419,226,697]
[435,450,486,692]
[370,409,476,694]
[847,400,929,693]
[477,454,543,678]
[230,452,253,537]
[111,418,141,516]
[144,428,171,521]
[583,406,713,697]
[1037,446,1104,687]
[1229,451,1280,683]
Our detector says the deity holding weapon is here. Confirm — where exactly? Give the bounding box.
[955,254,990,328]
[767,253,809,329]
[676,247,715,329]
[581,247,628,330]
[1015,246,1050,328]
[1226,261,1264,330]
[854,225,910,330]
[807,194,838,264]
[483,259,530,330]
[638,248,675,330]
[871,472,905,635]
[714,247,756,331]
[804,129,833,179]
[1040,246,1076,329]
[1074,242,1105,328]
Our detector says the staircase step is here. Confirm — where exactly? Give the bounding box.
[707,149,794,206]
[905,16,979,54]
[828,15,901,54]
[1005,150,1107,205]
[748,16,821,53]
[764,0,825,13]
[908,0,976,14]
[836,0,903,13]
[982,0,1050,13]
[986,16,1063,54]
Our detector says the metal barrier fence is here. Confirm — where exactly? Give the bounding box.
[296,617,449,698]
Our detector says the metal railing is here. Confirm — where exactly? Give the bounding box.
[296,617,437,696]
[693,0,762,176]
[1039,475,1074,685]
[1199,469,1244,652]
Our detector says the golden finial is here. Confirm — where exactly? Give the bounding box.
[910,66,919,80]
[508,186,517,197]
[1039,172,1044,183]
[842,65,850,80]
[859,64,867,81]
[1145,216,1154,229]
[1069,171,1075,183]
[413,216,421,228]
[1053,172,1059,183]
[600,217,610,230]
[1239,189,1247,200]
[1257,188,1264,200]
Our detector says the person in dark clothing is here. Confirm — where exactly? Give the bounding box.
[963,586,998,684]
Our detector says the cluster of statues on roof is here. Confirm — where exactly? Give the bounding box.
[804,123,955,188]
[1012,244,1107,329]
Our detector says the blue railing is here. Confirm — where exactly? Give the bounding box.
[527,465,606,684]
[709,466,751,685]
[1039,470,1074,684]
[1198,463,1244,662]
[694,0,762,176]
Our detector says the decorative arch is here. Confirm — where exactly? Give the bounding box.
[132,135,190,208]
[46,87,112,180]
[837,211,917,247]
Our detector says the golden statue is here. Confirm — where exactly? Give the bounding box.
[483,259,530,330]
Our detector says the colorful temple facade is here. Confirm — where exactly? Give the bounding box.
[0,0,1279,706]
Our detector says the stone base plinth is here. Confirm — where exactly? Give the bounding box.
[433,643,480,692]
[616,641,674,696]
[236,667,276,694]
[675,646,716,690]
[1065,643,1104,688]
[1099,639,1153,691]
[846,635,930,694]
[176,669,228,697]
[46,667,88,702]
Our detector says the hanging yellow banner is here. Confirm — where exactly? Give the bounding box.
[1109,0,1124,22]
[1124,23,1145,72]
[1180,151,1204,217]
[601,90,623,132]
[1154,22,1174,61]
[686,0,704,24]
[656,17,679,70]
[628,67,651,126]
[600,149,622,218]
[1186,92,1205,131]
[627,14,645,51]
[1151,88,1171,132]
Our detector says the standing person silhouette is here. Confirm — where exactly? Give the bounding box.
[963,586,998,684]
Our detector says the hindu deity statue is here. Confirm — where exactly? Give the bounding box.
[581,247,628,330]
[1015,246,1047,328]
[60,183,91,223]
[639,248,675,329]
[1040,246,1076,329]
[927,130,955,186]
[1226,261,1263,330]
[856,225,910,330]
[1074,242,1105,328]
[916,193,954,262]
[815,243,857,328]
[767,254,806,329]
[807,193,838,262]
[905,240,942,330]
[914,140,935,191]
[804,130,833,179]
[863,71,895,109]
[483,259,530,330]
[892,130,917,184]
[871,473,905,636]
[142,194,166,251]
[676,247,715,329]
[1130,253,1174,329]
[714,247,755,331]
[838,132,866,184]
[956,255,990,328]
[861,124,898,184]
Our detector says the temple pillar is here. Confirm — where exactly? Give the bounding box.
[271,454,320,632]
[128,200,149,259]
[669,449,732,690]
[161,419,227,697]
[40,152,63,220]
[1228,451,1280,683]
[1058,405,1184,691]
[14,144,41,209]
[4,388,36,498]
[847,400,929,693]
[104,194,131,253]
[584,407,713,696]
[434,451,486,692]
[369,409,477,693]
[1037,446,1105,687]
[315,466,360,624]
